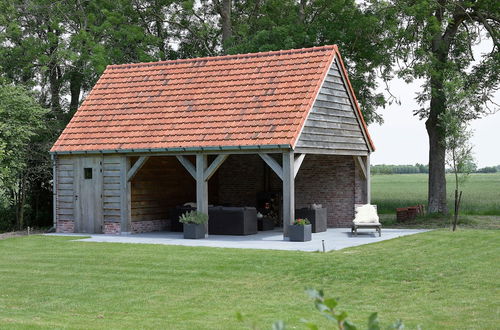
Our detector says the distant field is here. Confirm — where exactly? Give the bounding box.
[371,173,500,215]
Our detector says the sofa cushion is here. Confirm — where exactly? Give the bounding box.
[353,204,379,224]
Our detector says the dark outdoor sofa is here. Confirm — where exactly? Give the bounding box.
[208,206,258,235]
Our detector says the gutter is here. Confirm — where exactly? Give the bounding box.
[50,144,293,156]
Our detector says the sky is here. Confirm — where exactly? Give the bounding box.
[368,42,499,168]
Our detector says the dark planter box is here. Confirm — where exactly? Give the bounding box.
[183,223,206,239]
[295,208,327,233]
[288,224,312,242]
[258,217,275,231]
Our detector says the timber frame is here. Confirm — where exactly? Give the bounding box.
[129,149,308,237]
[51,46,375,239]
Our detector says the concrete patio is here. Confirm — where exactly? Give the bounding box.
[48,228,429,252]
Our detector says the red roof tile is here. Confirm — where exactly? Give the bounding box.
[51,45,373,153]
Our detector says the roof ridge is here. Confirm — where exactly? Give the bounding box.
[107,45,336,70]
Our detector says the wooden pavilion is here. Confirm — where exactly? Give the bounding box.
[50,45,374,239]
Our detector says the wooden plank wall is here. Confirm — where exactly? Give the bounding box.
[131,156,198,222]
[103,156,122,223]
[295,57,369,155]
[56,156,75,222]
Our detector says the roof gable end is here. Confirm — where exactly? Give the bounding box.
[294,51,375,155]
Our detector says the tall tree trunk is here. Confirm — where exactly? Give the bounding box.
[426,117,448,213]
[69,70,83,116]
[49,64,62,117]
[216,0,232,50]
[298,0,307,24]
[426,45,448,214]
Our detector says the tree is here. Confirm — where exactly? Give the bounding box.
[444,113,475,231]
[0,83,47,230]
[371,0,500,214]
[226,0,395,123]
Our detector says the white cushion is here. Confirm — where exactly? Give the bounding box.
[353,204,379,224]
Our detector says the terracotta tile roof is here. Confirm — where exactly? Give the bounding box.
[51,45,373,153]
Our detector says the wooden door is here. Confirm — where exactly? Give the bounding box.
[75,156,103,233]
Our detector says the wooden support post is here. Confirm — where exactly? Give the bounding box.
[366,155,371,204]
[196,154,208,215]
[120,156,131,234]
[282,151,295,238]
[127,156,149,181]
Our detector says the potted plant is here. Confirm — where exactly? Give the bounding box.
[179,211,208,239]
[288,218,312,242]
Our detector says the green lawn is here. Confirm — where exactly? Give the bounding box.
[371,173,500,215]
[1,232,499,329]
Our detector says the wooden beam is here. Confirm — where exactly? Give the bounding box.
[282,151,295,238]
[176,155,196,179]
[366,155,371,204]
[127,156,149,181]
[204,154,229,181]
[294,153,306,178]
[120,156,131,234]
[355,156,367,179]
[259,153,283,180]
[196,154,208,215]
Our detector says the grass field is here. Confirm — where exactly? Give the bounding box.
[371,173,500,215]
[1,232,499,329]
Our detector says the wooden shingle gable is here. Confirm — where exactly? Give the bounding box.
[294,54,373,155]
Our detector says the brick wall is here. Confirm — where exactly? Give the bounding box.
[131,219,170,233]
[104,222,121,235]
[56,220,75,233]
[217,153,364,227]
[217,154,281,207]
[295,154,360,227]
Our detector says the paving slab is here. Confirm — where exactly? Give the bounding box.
[47,228,429,252]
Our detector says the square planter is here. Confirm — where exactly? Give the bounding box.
[258,217,275,231]
[183,223,206,239]
[288,224,312,242]
[295,208,327,233]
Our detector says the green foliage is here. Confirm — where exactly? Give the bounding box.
[477,166,498,173]
[293,218,310,226]
[227,0,395,124]
[178,210,208,225]
[0,83,48,229]
[371,164,428,175]
[237,288,407,329]
[0,0,400,229]
[368,0,499,213]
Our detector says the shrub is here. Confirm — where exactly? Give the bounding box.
[293,218,310,226]
[178,211,208,225]
[237,289,406,330]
